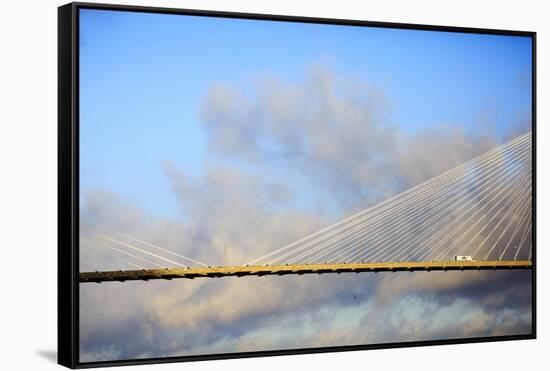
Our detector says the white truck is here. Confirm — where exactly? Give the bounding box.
[454,255,474,261]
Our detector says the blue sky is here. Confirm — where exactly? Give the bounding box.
[79,8,532,219]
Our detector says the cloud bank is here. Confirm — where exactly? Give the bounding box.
[79,65,532,362]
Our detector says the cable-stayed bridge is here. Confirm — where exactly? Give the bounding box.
[79,131,533,283]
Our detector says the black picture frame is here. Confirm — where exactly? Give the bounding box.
[58,2,537,368]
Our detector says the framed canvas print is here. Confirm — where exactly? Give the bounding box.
[58,2,536,368]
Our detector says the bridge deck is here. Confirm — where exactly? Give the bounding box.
[79,260,532,283]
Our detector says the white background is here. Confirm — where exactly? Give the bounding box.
[0,0,547,369]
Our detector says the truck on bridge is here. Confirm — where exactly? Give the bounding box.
[455,255,474,261]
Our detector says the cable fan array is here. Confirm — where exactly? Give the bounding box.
[246,131,533,266]
[80,131,532,273]
[79,226,209,272]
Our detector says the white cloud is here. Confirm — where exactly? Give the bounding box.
[79,65,532,361]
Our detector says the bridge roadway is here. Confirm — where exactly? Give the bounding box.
[79,260,532,283]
